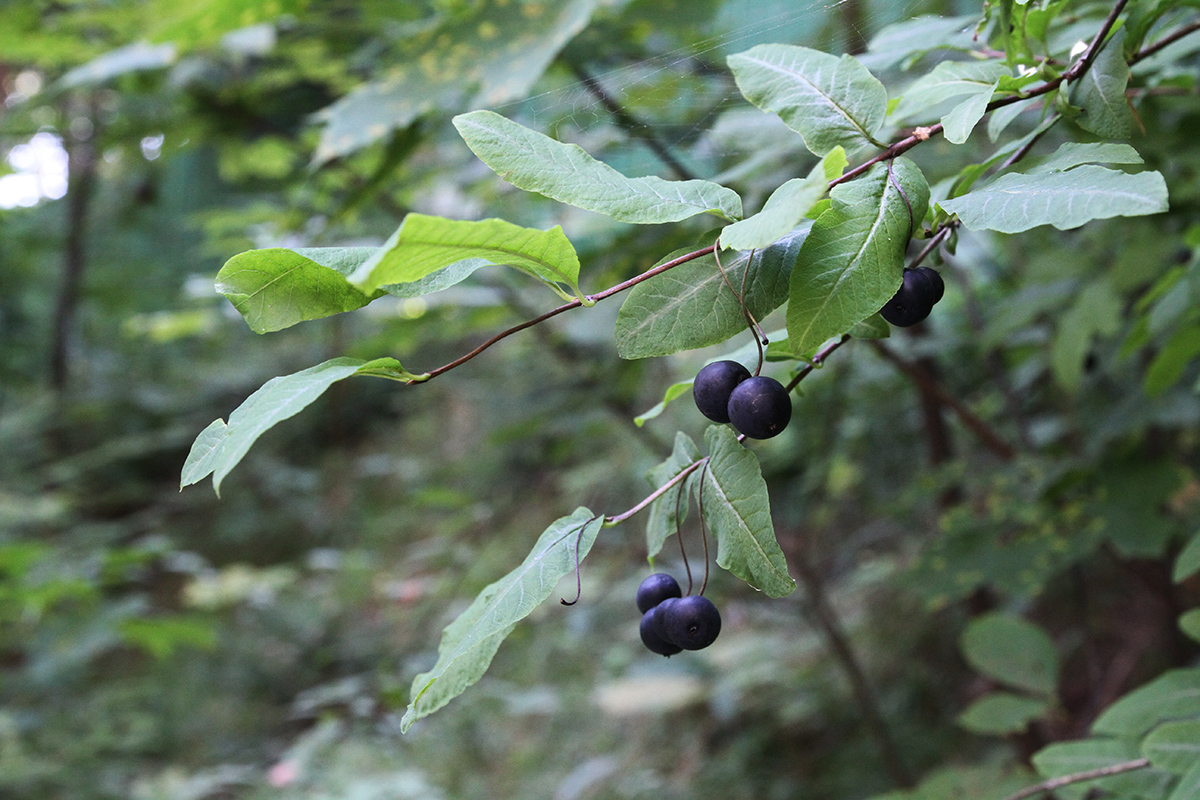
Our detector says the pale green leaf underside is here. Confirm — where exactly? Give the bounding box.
[644,432,702,559]
[453,110,742,224]
[349,213,581,297]
[727,44,887,156]
[702,426,795,597]
[787,158,930,357]
[616,229,807,359]
[180,357,420,494]
[720,148,846,251]
[401,508,603,731]
[941,81,999,145]
[1022,141,1144,174]
[891,60,1009,121]
[940,165,1169,234]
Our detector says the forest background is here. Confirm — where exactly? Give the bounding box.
[3,0,1200,799]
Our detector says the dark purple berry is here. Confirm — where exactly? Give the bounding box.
[917,266,944,304]
[636,573,682,613]
[639,606,682,656]
[727,375,792,439]
[879,268,936,327]
[693,360,751,423]
[659,595,722,650]
[652,596,682,643]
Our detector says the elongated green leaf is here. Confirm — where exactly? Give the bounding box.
[1181,610,1200,644]
[1033,738,1167,800]
[1173,531,1200,583]
[1145,326,1200,397]
[861,14,980,71]
[348,213,581,298]
[892,61,1009,122]
[1051,279,1122,390]
[720,148,846,251]
[1143,720,1200,774]
[314,0,599,162]
[701,426,795,597]
[1093,669,1200,737]
[645,433,702,559]
[787,158,930,357]
[961,613,1059,695]
[634,380,693,427]
[453,110,742,224]
[941,81,999,144]
[1072,28,1133,139]
[940,165,1169,233]
[401,508,603,731]
[1023,142,1144,174]
[216,247,384,334]
[181,357,422,495]
[615,229,806,359]
[727,44,887,156]
[957,692,1050,734]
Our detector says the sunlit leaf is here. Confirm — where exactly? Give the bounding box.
[348,213,581,299]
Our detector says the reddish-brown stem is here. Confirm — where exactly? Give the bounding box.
[418,244,716,381]
[784,334,851,393]
[1130,19,1200,64]
[604,458,707,526]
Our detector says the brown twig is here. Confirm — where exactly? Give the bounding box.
[869,341,1018,461]
[1130,19,1200,64]
[999,758,1151,800]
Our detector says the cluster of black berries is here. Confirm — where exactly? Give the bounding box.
[879,267,945,327]
[693,361,792,439]
[636,573,722,656]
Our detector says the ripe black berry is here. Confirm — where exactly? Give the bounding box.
[658,595,722,651]
[636,573,682,613]
[727,375,792,439]
[693,360,751,423]
[639,606,683,656]
[879,268,938,327]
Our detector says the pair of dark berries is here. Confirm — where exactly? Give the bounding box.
[693,362,791,439]
[879,267,945,327]
[636,573,722,656]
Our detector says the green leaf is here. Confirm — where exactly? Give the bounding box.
[401,508,603,731]
[897,60,1008,125]
[180,357,422,495]
[720,148,846,251]
[143,0,305,49]
[452,110,742,224]
[1145,326,1200,397]
[314,0,600,162]
[961,612,1059,695]
[1173,531,1200,582]
[861,14,980,71]
[939,166,1169,233]
[1093,669,1200,737]
[727,44,888,156]
[1022,142,1145,174]
[216,247,385,334]
[644,433,702,559]
[848,313,891,340]
[1143,720,1200,774]
[118,615,217,660]
[1182,610,1200,644]
[1051,279,1123,390]
[615,229,805,359]
[957,692,1050,734]
[1071,28,1133,139]
[634,380,693,427]
[1169,760,1200,800]
[941,82,1000,145]
[348,213,581,298]
[787,158,930,358]
[1033,738,1168,800]
[701,426,795,597]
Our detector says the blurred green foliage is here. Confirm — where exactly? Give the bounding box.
[3,0,1200,799]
